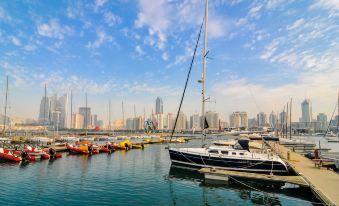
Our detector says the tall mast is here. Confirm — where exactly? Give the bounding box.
[337,90,339,134]
[44,83,47,124]
[85,93,88,136]
[109,98,111,130]
[2,76,9,138]
[122,101,125,129]
[290,98,292,139]
[201,0,208,142]
[70,90,73,129]
[286,102,288,139]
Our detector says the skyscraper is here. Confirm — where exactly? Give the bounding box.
[229,112,248,128]
[257,112,267,127]
[38,96,50,124]
[205,111,219,129]
[79,107,91,129]
[269,111,277,128]
[317,113,327,131]
[155,97,163,114]
[190,113,201,130]
[175,112,187,130]
[301,99,312,122]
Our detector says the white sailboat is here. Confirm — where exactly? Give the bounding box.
[168,0,288,174]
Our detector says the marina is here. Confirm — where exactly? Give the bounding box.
[0,137,327,206]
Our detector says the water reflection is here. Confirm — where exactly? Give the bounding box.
[167,166,317,206]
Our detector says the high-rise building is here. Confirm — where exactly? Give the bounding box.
[47,93,68,129]
[91,114,98,127]
[248,118,257,128]
[317,113,327,131]
[175,112,187,131]
[79,107,91,129]
[155,97,163,114]
[205,111,219,130]
[190,113,201,130]
[163,113,173,130]
[134,116,145,130]
[229,112,248,128]
[301,99,312,122]
[38,96,50,124]
[126,118,135,130]
[71,113,84,129]
[257,112,267,127]
[156,113,164,130]
[269,111,277,128]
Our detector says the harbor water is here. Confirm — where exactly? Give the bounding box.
[0,137,333,206]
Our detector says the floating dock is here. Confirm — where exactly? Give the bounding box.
[199,168,309,187]
[268,141,339,206]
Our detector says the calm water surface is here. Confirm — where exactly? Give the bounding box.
[0,138,329,206]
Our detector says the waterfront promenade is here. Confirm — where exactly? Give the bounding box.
[269,142,339,206]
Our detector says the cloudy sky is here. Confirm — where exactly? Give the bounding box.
[0,0,338,123]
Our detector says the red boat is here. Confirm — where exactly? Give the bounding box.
[67,144,90,155]
[24,146,50,160]
[43,148,62,159]
[0,148,22,162]
[99,144,115,153]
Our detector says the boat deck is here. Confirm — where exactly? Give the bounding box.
[268,141,339,206]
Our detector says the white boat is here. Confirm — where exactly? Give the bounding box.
[30,137,53,143]
[169,0,288,174]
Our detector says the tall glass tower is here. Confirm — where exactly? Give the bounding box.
[155,97,163,114]
[301,99,312,122]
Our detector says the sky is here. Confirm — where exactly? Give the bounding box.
[0,0,338,124]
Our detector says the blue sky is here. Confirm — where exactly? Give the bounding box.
[0,0,338,123]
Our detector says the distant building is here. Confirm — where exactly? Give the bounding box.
[156,113,164,130]
[317,113,327,131]
[301,99,312,122]
[38,96,50,124]
[71,113,84,129]
[269,111,277,128]
[134,116,145,130]
[230,112,248,128]
[248,118,257,128]
[163,113,173,130]
[126,118,134,130]
[79,107,91,129]
[91,114,98,127]
[190,113,201,130]
[113,119,125,130]
[257,112,267,127]
[155,97,163,114]
[175,112,187,131]
[205,111,219,130]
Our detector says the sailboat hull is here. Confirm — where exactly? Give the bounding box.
[169,149,288,173]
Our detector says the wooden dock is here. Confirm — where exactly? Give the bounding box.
[268,141,339,206]
[199,168,309,187]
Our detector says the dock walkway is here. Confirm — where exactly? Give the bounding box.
[199,168,309,186]
[268,142,339,206]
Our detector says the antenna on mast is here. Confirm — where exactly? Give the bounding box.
[2,76,9,138]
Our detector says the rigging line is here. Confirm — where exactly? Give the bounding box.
[323,101,338,138]
[229,176,325,205]
[169,17,205,145]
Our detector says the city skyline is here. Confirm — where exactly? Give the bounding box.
[0,0,338,123]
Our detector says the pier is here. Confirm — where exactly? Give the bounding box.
[268,141,339,206]
[199,168,309,187]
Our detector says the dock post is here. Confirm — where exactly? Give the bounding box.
[287,151,290,160]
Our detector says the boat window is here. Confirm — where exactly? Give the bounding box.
[221,151,228,155]
[239,153,244,155]
[232,152,236,155]
[209,150,219,154]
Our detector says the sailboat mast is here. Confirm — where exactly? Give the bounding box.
[122,101,125,129]
[286,102,288,139]
[44,83,47,124]
[70,90,73,129]
[2,76,9,138]
[85,93,88,136]
[201,0,208,141]
[290,98,292,140]
[337,91,339,135]
[109,98,111,130]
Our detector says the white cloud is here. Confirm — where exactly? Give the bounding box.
[167,46,193,68]
[0,6,12,22]
[162,52,169,61]
[94,0,107,12]
[260,38,281,60]
[135,0,170,49]
[24,44,37,51]
[86,28,113,49]
[10,36,21,46]
[135,45,144,56]
[104,12,122,27]
[248,4,263,19]
[37,19,73,39]
[286,18,305,30]
[310,0,339,12]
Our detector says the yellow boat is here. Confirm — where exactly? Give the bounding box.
[119,140,132,149]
